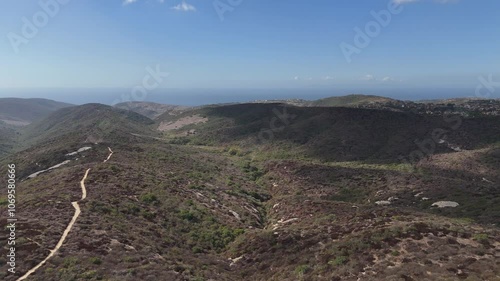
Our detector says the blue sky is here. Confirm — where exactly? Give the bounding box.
[1,0,499,94]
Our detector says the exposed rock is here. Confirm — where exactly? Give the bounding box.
[66,146,91,156]
[229,210,241,220]
[375,201,391,206]
[431,201,459,208]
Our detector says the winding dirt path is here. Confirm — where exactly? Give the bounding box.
[17,148,113,281]
[80,168,90,200]
[103,147,113,163]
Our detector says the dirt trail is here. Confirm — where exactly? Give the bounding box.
[103,147,113,163]
[17,148,113,281]
[80,168,90,200]
[130,133,165,141]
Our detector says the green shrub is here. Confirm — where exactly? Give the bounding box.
[89,201,112,215]
[295,264,310,276]
[141,210,156,220]
[473,233,489,243]
[228,147,240,156]
[192,246,203,254]
[140,193,158,204]
[62,257,79,269]
[179,209,199,222]
[89,257,102,265]
[189,226,244,253]
[189,184,204,190]
[81,270,98,279]
[330,187,366,203]
[329,256,348,266]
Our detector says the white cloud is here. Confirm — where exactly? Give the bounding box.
[393,0,419,3]
[323,76,335,80]
[123,0,166,5]
[362,74,375,81]
[393,0,457,4]
[359,75,398,82]
[171,1,196,12]
[123,0,138,5]
[293,76,300,80]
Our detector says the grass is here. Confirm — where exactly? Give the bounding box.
[320,160,414,172]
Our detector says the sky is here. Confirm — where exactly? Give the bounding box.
[0,0,499,101]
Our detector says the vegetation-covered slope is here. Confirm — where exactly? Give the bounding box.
[0,98,72,126]
[4,104,158,179]
[22,103,156,147]
[114,101,190,120]
[309,94,395,107]
[156,103,500,162]
[1,102,499,281]
[0,121,18,158]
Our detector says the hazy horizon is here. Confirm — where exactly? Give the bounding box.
[0,87,493,106]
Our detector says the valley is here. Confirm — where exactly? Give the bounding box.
[0,96,499,281]
[3,1,499,280]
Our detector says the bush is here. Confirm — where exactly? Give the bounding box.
[141,210,156,220]
[80,270,98,280]
[122,203,140,216]
[89,201,112,215]
[189,225,244,253]
[473,233,489,243]
[228,147,240,156]
[192,246,203,254]
[179,209,199,222]
[169,137,190,145]
[89,257,102,265]
[329,256,348,266]
[295,264,310,276]
[62,257,79,269]
[140,193,158,204]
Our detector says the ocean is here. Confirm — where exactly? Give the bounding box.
[0,87,488,106]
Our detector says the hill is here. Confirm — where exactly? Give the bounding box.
[9,103,158,178]
[1,101,499,281]
[0,98,72,126]
[156,103,500,162]
[0,121,18,158]
[23,103,156,146]
[114,101,190,119]
[309,94,395,107]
